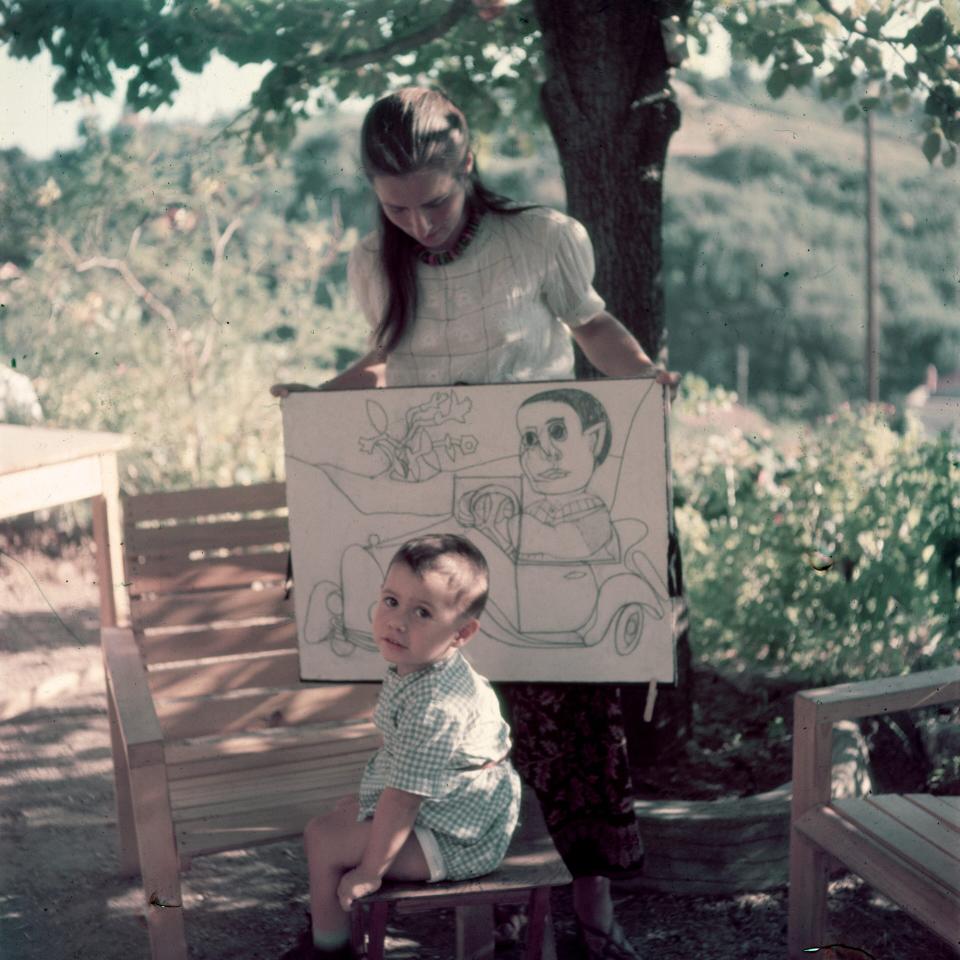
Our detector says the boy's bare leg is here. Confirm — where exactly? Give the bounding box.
[304,796,431,938]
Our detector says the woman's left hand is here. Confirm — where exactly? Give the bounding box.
[471,0,514,20]
[337,869,382,910]
[652,367,681,402]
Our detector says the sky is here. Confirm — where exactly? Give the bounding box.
[0,48,270,159]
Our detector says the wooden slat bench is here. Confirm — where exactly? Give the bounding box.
[101,481,568,960]
[352,786,571,960]
[787,667,960,958]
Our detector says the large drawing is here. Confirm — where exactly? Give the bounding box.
[282,378,676,683]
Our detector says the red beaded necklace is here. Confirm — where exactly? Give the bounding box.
[415,209,483,266]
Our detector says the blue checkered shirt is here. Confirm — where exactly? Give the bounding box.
[358,651,521,880]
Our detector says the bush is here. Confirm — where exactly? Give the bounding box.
[674,392,959,684]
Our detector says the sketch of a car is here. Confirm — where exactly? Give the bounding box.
[302,478,666,659]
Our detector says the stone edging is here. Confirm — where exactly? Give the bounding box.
[619,720,873,895]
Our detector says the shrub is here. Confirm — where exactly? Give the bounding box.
[674,392,959,684]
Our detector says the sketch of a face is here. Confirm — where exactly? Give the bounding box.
[517,399,606,496]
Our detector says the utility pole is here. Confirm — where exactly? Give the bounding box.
[865,110,880,403]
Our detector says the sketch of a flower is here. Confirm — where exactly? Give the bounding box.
[358,390,479,482]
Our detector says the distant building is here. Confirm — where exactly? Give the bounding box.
[905,365,960,440]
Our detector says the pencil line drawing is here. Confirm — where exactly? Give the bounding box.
[283,380,674,683]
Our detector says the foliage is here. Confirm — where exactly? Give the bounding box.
[711,0,960,166]
[2,0,957,164]
[0,120,367,490]
[673,384,960,684]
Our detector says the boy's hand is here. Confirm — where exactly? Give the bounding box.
[337,869,382,910]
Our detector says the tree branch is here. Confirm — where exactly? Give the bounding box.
[301,0,474,74]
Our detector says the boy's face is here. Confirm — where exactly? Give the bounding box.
[372,560,479,675]
[517,400,603,496]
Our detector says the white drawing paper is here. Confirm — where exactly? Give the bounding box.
[282,379,676,683]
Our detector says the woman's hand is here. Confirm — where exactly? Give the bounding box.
[652,367,681,402]
[471,0,514,20]
[337,868,382,910]
[270,382,315,398]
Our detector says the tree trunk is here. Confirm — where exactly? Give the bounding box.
[532,0,693,753]
[531,0,685,361]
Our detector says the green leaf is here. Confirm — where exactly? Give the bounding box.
[843,103,861,122]
[750,33,777,62]
[942,145,958,168]
[912,7,947,47]
[766,68,790,99]
[864,8,888,37]
[923,131,943,163]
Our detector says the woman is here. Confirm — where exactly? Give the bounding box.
[275,86,678,960]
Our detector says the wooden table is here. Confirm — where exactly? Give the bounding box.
[0,425,130,625]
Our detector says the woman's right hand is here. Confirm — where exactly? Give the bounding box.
[270,382,314,398]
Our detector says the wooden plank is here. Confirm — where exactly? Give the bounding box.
[92,494,118,628]
[910,794,960,834]
[833,796,960,886]
[0,454,102,517]
[175,793,355,859]
[148,651,302,699]
[799,666,960,724]
[101,627,166,769]
[795,804,960,947]
[166,727,380,781]
[132,585,292,629]
[169,762,368,817]
[129,551,289,596]
[0,424,128,473]
[141,621,298,666]
[124,481,286,523]
[126,516,290,557]
[129,759,189,960]
[787,830,831,959]
[156,684,379,740]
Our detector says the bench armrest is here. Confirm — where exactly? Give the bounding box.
[797,666,960,724]
[102,626,165,769]
[791,666,960,814]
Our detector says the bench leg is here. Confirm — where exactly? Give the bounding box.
[104,682,140,876]
[788,830,830,960]
[365,901,389,960]
[524,886,557,960]
[130,763,188,960]
[455,903,494,960]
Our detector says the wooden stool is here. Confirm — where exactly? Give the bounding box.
[351,788,570,960]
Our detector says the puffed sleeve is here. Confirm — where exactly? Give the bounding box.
[542,212,606,328]
[384,698,463,798]
[347,234,388,338]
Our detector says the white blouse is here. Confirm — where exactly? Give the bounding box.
[347,206,606,387]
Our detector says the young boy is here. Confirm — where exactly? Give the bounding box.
[282,534,521,960]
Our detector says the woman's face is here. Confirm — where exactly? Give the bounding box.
[372,166,470,252]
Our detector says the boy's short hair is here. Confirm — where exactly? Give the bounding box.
[519,388,612,466]
[388,534,490,618]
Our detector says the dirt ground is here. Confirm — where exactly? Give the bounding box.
[1,534,955,960]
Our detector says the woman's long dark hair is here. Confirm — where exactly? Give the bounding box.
[360,87,532,353]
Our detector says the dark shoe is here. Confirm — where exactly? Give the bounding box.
[577,919,642,960]
[278,926,354,960]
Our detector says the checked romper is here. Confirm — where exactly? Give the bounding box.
[358,651,521,881]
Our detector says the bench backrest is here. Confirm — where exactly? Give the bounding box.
[122,481,378,743]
